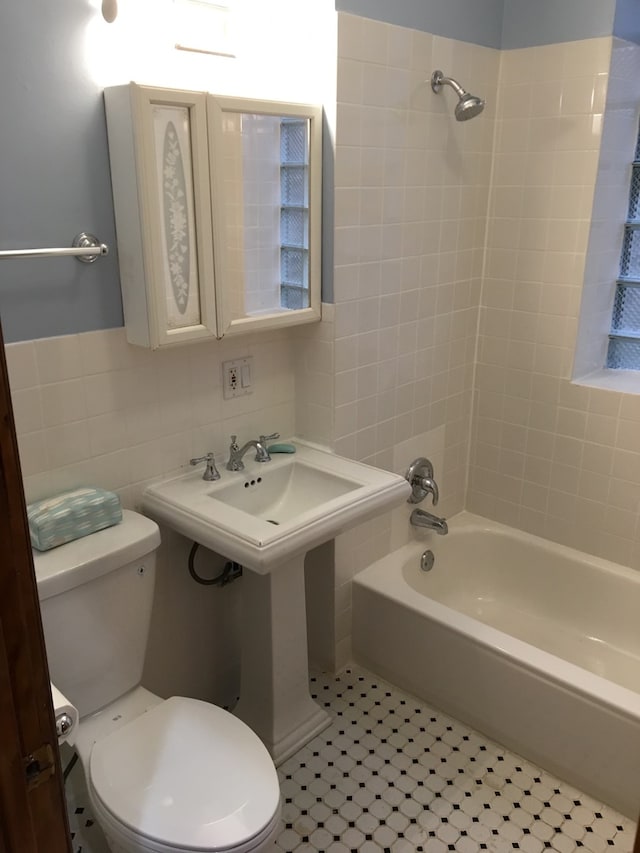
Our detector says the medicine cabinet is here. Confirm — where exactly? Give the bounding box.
[104,84,322,348]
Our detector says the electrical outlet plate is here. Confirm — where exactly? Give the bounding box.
[222,357,252,400]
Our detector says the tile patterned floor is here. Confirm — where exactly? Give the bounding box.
[66,666,637,853]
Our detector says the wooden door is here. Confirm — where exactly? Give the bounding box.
[0,317,71,853]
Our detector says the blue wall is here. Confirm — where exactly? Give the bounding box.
[336,0,637,48]
[0,2,123,343]
[502,0,617,49]
[613,0,640,44]
[334,0,504,48]
[1,0,638,342]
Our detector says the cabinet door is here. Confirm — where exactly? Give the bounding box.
[105,85,218,347]
[207,95,322,337]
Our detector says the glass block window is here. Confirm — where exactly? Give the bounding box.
[607,120,640,369]
[280,119,310,311]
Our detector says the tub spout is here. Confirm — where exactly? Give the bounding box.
[410,508,448,535]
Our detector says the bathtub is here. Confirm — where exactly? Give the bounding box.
[352,511,640,818]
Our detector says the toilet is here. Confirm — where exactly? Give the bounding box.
[34,509,281,853]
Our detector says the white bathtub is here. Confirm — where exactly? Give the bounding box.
[352,511,640,818]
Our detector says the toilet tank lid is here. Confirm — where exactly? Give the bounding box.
[33,510,160,601]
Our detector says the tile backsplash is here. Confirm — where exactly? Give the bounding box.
[6,327,297,508]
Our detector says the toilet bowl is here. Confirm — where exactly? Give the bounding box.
[34,510,281,853]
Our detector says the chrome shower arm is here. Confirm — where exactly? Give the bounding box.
[431,70,466,98]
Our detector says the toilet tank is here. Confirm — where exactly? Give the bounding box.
[34,510,161,718]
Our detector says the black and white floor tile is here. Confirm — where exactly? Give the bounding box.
[65,666,636,853]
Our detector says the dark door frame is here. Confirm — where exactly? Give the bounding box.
[0,317,71,853]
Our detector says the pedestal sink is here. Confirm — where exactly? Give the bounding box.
[143,440,410,763]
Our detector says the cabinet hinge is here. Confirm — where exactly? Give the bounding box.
[24,743,55,791]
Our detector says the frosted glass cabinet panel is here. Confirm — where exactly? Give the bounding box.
[153,105,202,330]
[104,84,322,348]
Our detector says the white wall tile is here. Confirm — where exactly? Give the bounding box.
[35,334,83,383]
[5,341,38,390]
[11,388,43,434]
[41,379,87,427]
[45,421,92,469]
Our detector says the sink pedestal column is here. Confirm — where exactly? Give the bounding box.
[234,554,332,765]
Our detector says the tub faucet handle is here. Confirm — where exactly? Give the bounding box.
[406,457,439,505]
[418,476,439,506]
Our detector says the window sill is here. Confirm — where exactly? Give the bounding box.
[573,368,640,396]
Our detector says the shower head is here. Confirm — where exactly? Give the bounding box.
[430,70,485,121]
[454,92,485,121]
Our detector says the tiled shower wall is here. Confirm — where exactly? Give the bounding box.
[295,13,501,667]
[574,39,640,377]
[330,14,498,499]
[468,36,640,568]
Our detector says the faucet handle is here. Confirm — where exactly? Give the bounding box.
[406,457,439,505]
[190,452,221,481]
[255,433,279,463]
[418,476,439,506]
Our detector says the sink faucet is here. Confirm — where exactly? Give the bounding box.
[226,433,280,471]
[410,508,448,535]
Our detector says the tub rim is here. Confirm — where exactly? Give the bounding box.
[353,511,640,723]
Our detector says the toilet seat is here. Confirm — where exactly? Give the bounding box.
[89,788,282,853]
[89,696,281,852]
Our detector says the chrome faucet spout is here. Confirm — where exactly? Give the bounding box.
[410,508,448,535]
[225,433,280,471]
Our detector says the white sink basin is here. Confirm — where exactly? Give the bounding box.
[143,440,410,572]
[212,461,357,523]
